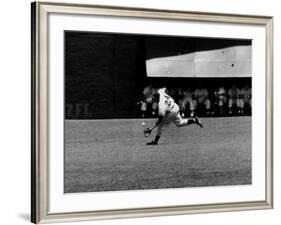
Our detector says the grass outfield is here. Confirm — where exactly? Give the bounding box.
[64,117,251,193]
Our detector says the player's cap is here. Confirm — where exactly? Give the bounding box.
[157,87,167,94]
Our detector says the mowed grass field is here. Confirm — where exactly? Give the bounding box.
[64,117,251,193]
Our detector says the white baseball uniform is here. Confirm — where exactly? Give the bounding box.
[156,88,191,136]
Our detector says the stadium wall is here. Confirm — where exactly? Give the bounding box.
[65,32,251,119]
[65,32,147,119]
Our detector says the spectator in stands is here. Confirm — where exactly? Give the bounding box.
[139,83,251,118]
[180,88,195,117]
[169,88,182,104]
[239,85,252,114]
[168,88,176,99]
[194,85,211,116]
[215,85,227,115]
[139,85,159,117]
[151,86,158,116]
[140,85,152,117]
[176,88,183,105]
[227,84,240,115]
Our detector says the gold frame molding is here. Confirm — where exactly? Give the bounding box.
[31,1,273,223]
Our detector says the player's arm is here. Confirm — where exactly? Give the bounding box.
[145,92,163,132]
[143,115,163,137]
[150,116,163,130]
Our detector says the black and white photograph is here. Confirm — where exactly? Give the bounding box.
[29,2,273,223]
[64,32,252,193]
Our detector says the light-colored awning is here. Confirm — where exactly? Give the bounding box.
[146,45,252,78]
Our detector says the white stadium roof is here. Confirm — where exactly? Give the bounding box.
[146,45,252,78]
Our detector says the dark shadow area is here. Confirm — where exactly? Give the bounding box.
[65,31,251,119]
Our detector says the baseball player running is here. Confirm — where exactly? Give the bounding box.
[144,88,203,145]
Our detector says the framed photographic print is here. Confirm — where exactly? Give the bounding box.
[31,1,273,224]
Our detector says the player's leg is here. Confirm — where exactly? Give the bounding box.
[173,112,203,128]
[147,119,170,145]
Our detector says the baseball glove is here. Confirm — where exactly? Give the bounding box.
[144,127,152,137]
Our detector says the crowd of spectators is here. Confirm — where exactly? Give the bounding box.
[138,84,252,118]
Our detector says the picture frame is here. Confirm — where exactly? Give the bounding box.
[31,1,273,224]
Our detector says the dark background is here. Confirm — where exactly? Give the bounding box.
[65,31,251,119]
